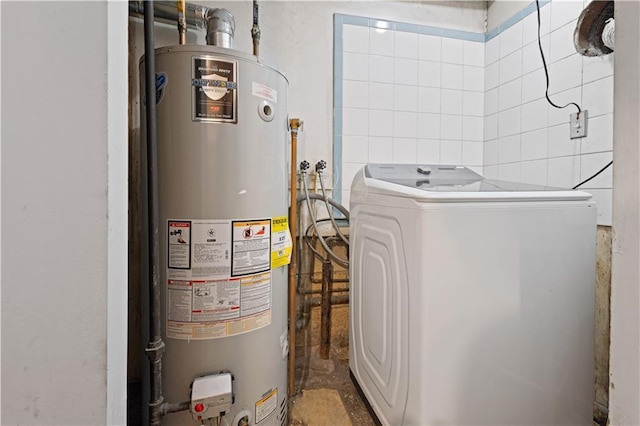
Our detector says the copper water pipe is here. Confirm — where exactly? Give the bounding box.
[288,118,302,397]
[177,0,187,44]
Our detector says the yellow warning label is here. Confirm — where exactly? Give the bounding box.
[255,388,278,423]
[271,216,292,269]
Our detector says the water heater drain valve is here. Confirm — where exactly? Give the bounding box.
[190,372,233,422]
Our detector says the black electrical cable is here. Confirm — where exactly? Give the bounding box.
[535,0,612,191]
[573,161,613,189]
[536,0,581,115]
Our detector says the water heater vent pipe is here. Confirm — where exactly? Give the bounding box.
[206,9,236,48]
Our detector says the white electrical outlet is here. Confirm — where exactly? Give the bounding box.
[570,110,588,139]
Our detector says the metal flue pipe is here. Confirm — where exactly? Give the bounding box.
[143,2,166,425]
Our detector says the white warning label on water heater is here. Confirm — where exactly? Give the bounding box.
[166,218,274,340]
[167,271,271,340]
[231,219,271,276]
[167,219,231,281]
[255,388,278,424]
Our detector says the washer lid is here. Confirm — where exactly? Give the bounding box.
[361,164,592,202]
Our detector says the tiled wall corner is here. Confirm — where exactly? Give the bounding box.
[335,0,613,225]
[485,0,613,225]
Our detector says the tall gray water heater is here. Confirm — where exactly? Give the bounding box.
[141,32,290,426]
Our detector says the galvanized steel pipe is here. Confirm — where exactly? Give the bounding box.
[143,2,166,425]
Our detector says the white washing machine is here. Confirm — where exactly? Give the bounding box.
[349,164,596,426]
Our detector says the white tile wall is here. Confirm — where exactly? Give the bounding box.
[498,107,521,137]
[343,80,369,108]
[463,116,483,141]
[441,115,463,140]
[339,0,613,224]
[369,137,393,162]
[394,58,419,85]
[463,91,484,117]
[521,69,546,103]
[581,113,613,154]
[499,78,522,111]
[394,112,418,138]
[463,66,484,92]
[522,4,550,45]
[582,76,614,117]
[583,53,614,84]
[419,61,441,87]
[463,41,484,66]
[548,87,581,126]
[550,0,583,31]
[340,22,485,202]
[482,0,613,224]
[441,63,464,89]
[418,87,441,113]
[442,38,465,64]
[394,31,418,59]
[498,134,521,164]
[418,34,441,61]
[417,139,440,163]
[370,55,394,83]
[549,20,578,63]
[343,25,369,53]
[394,85,418,112]
[521,98,548,133]
[580,151,613,189]
[484,139,498,165]
[441,140,463,163]
[521,159,548,186]
[370,28,394,56]
[441,89,463,115]
[522,37,549,74]
[369,82,394,110]
[521,128,548,161]
[392,138,418,162]
[499,50,523,84]
[547,53,582,95]
[499,22,523,58]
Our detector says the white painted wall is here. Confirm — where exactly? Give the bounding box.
[609,1,640,423]
[1,1,127,424]
[487,0,529,31]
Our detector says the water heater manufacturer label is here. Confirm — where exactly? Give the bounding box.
[192,56,237,123]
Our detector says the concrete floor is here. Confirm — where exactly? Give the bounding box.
[289,300,375,426]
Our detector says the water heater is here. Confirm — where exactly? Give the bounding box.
[141,29,290,426]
